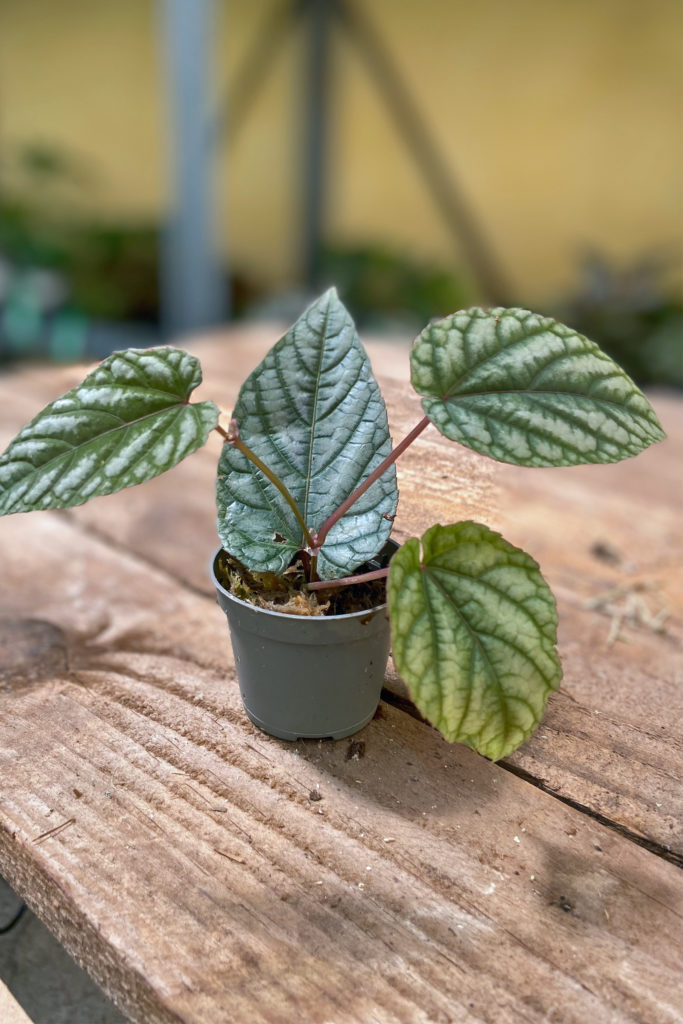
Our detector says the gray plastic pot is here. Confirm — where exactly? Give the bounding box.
[211,542,397,741]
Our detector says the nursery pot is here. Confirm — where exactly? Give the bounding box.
[211,542,397,741]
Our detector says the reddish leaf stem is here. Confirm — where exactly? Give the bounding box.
[314,415,431,549]
[306,566,389,592]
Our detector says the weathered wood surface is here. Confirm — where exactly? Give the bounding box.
[0,328,681,1024]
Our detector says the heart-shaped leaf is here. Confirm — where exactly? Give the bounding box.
[411,307,666,466]
[217,288,398,578]
[387,521,562,760]
[0,347,219,515]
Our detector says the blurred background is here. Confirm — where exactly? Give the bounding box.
[0,0,681,385]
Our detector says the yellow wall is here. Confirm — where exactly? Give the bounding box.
[1,0,681,302]
[0,0,164,214]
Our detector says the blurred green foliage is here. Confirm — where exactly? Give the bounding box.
[320,243,473,334]
[0,143,159,361]
[1,143,157,304]
[323,243,682,389]
[554,252,682,389]
[2,144,680,385]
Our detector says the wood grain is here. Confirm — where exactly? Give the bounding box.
[1,335,679,858]
[1,332,682,1023]
[0,508,681,1024]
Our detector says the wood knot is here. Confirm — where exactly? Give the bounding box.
[0,618,68,691]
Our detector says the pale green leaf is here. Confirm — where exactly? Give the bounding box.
[387,521,562,760]
[217,288,398,578]
[0,347,219,515]
[411,307,666,466]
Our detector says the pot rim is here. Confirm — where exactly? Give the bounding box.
[210,545,393,622]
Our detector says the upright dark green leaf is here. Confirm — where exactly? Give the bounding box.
[0,348,219,515]
[217,288,398,578]
[411,307,666,466]
[388,522,562,760]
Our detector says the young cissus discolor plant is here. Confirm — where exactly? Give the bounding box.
[0,290,665,759]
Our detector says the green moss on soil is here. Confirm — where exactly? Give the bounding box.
[214,550,387,617]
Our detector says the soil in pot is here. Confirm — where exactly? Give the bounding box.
[213,549,388,617]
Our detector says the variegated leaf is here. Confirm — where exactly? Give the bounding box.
[411,307,666,466]
[0,348,219,515]
[388,521,562,760]
[217,288,398,579]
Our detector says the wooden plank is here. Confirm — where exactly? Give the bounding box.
[1,342,683,856]
[1,339,680,857]
[0,511,682,1023]
[383,652,683,862]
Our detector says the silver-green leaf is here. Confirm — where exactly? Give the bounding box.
[387,521,562,760]
[217,288,398,578]
[411,307,666,466]
[0,347,219,515]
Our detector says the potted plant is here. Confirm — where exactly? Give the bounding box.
[0,289,665,758]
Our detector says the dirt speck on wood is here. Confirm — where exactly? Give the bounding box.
[345,741,366,761]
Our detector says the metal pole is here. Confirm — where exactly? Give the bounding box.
[161,0,228,338]
[302,0,332,289]
[213,0,307,150]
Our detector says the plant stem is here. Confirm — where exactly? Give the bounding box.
[215,424,314,550]
[306,566,389,591]
[314,415,431,548]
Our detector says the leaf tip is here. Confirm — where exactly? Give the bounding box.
[318,285,340,308]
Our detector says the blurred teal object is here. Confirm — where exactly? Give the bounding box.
[49,313,88,363]
[2,291,43,352]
